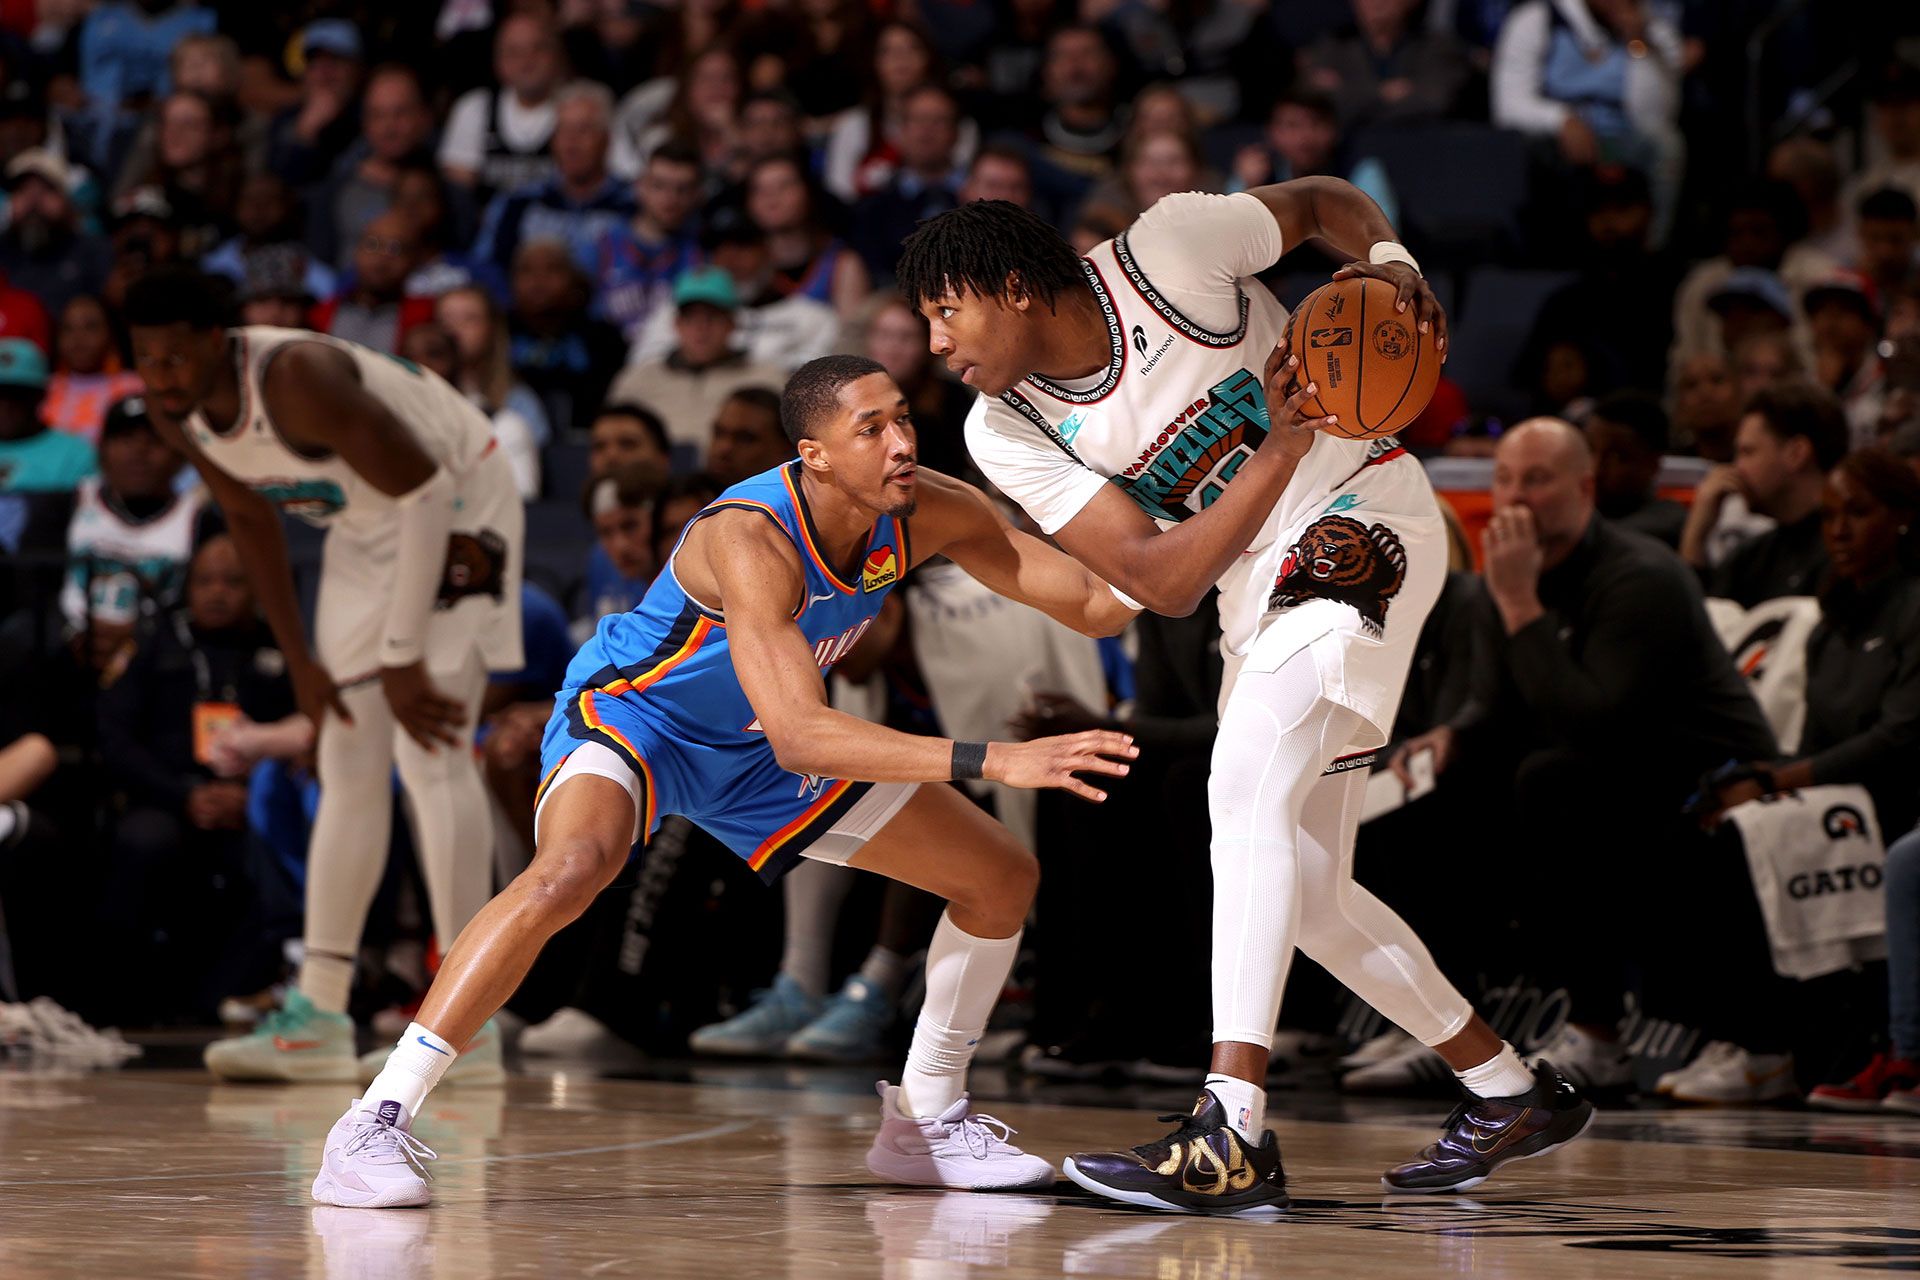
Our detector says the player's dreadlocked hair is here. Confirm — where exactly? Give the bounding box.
[782,355,887,444]
[896,200,1088,315]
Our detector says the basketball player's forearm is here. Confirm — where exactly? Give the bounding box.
[1120,443,1302,615]
[766,709,969,784]
[224,502,316,662]
[1250,175,1398,260]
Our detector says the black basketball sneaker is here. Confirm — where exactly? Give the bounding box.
[1061,1091,1290,1216]
[1382,1061,1595,1193]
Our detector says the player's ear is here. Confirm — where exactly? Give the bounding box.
[796,435,831,475]
[1004,271,1029,313]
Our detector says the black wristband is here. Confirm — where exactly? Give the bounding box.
[950,740,988,781]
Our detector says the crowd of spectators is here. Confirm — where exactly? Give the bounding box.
[0,0,1917,1111]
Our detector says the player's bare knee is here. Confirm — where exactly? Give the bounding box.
[955,840,1036,928]
[520,836,622,920]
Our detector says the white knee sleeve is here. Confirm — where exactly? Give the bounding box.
[1206,652,1357,1049]
[1293,771,1474,1046]
[305,680,400,961]
[393,654,495,951]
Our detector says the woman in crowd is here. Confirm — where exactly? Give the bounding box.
[745,153,869,320]
[41,296,143,443]
[822,22,973,202]
[1686,449,1920,1106]
[436,284,552,457]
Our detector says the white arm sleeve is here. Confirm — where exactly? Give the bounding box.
[963,396,1111,537]
[1120,192,1284,334]
[1490,2,1572,136]
[438,91,489,174]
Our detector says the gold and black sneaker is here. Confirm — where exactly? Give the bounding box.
[1061,1091,1289,1216]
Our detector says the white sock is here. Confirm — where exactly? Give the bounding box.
[899,911,1019,1119]
[857,946,908,1000]
[298,951,355,1015]
[1205,1072,1266,1140]
[361,1021,458,1120]
[780,860,854,999]
[1455,1044,1535,1099]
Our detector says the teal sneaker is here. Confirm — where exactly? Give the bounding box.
[786,976,895,1062]
[688,974,821,1057]
[357,1019,507,1087]
[205,990,357,1082]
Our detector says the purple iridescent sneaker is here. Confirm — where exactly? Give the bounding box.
[1382,1061,1595,1193]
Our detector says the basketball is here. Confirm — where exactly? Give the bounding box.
[1284,275,1442,441]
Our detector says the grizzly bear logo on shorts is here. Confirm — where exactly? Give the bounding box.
[1267,514,1407,637]
[437,530,508,607]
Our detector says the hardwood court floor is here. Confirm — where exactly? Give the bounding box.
[3,1060,1918,1278]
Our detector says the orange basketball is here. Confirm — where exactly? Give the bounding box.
[1283,276,1441,441]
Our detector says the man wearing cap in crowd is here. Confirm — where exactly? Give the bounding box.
[0,149,108,320]
[236,245,318,329]
[606,265,784,456]
[0,337,94,552]
[61,394,206,671]
[268,20,367,191]
[1706,266,1799,356]
[102,184,182,312]
[1804,270,1889,445]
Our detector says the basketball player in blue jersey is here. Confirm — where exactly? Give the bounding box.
[316,352,1266,1208]
[896,188,1592,1214]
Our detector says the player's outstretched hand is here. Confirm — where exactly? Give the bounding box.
[381,660,468,751]
[1262,337,1333,457]
[1331,260,1448,357]
[986,730,1138,803]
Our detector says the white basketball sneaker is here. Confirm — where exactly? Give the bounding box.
[1662,1043,1798,1105]
[312,1100,437,1208]
[865,1081,1055,1190]
[356,1019,507,1086]
[1526,1026,1634,1092]
[206,990,357,1082]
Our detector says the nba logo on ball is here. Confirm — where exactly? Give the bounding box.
[863,547,898,592]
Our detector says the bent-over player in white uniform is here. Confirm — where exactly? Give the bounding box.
[127,267,523,1085]
[897,187,1593,1212]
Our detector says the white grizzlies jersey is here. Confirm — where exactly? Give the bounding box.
[185,326,524,679]
[966,192,1443,742]
[62,475,205,629]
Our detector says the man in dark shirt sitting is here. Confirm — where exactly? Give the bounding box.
[1587,391,1686,547]
[1711,382,1849,605]
[1394,419,1776,1091]
[94,534,296,1023]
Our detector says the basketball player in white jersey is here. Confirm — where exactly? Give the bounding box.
[897,187,1593,1212]
[126,267,521,1085]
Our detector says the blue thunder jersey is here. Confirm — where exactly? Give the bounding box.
[541,459,911,879]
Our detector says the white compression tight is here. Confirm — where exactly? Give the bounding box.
[298,651,494,1013]
[1209,649,1472,1052]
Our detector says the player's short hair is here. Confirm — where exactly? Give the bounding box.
[123,265,233,330]
[1747,382,1850,472]
[896,200,1088,315]
[1590,391,1670,456]
[1858,186,1919,224]
[594,401,671,455]
[780,355,886,444]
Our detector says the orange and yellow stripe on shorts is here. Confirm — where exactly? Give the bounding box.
[747,778,856,873]
[601,616,714,696]
[571,688,659,835]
